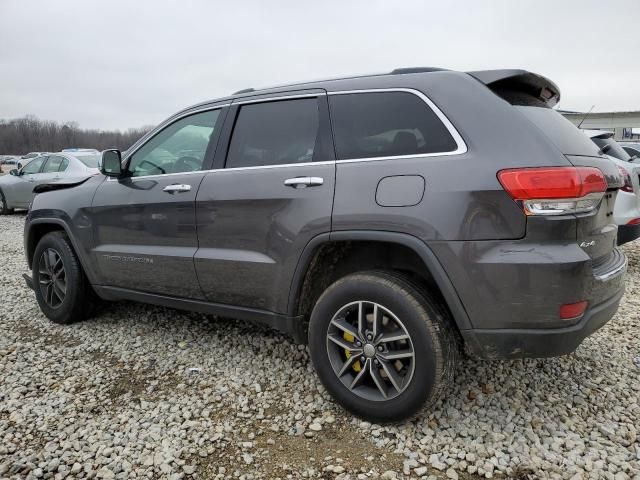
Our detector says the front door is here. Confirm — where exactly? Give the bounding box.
[12,155,48,207]
[90,108,225,299]
[195,92,335,313]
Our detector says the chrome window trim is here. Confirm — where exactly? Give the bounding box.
[110,87,466,181]
[117,160,337,181]
[119,104,229,176]
[232,92,326,106]
[327,88,467,162]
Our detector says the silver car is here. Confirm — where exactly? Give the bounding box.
[0,151,100,213]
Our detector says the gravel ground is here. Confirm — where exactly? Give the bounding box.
[0,213,639,480]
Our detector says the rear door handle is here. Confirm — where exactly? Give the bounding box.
[284,177,324,189]
[163,184,192,193]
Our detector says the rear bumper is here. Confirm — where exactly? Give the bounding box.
[617,223,640,246]
[461,285,624,359]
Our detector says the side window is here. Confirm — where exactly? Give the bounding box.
[59,158,69,172]
[226,98,319,169]
[21,156,47,174]
[328,92,457,160]
[42,155,65,173]
[128,109,220,177]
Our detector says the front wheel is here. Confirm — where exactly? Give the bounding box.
[308,271,458,423]
[32,231,96,324]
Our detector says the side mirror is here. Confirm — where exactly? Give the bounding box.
[9,169,18,176]
[100,149,124,177]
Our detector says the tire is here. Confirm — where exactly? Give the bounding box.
[0,188,14,215]
[308,271,458,423]
[32,231,96,324]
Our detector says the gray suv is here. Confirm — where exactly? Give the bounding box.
[23,68,627,422]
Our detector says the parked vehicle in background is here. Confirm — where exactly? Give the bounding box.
[62,148,100,154]
[0,156,19,165]
[23,68,626,422]
[584,130,640,245]
[0,151,99,213]
[618,142,640,159]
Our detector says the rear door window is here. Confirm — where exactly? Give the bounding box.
[226,98,320,168]
[42,155,66,173]
[328,91,457,160]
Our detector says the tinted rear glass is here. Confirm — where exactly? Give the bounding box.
[590,137,632,161]
[516,106,602,157]
[329,92,457,160]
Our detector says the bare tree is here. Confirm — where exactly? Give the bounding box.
[0,116,153,155]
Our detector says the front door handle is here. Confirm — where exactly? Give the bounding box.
[163,184,192,193]
[284,177,324,189]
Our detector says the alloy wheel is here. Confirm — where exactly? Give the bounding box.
[38,248,67,308]
[326,301,415,401]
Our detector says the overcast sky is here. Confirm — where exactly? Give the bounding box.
[1,0,639,130]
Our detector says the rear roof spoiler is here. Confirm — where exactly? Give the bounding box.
[467,69,561,107]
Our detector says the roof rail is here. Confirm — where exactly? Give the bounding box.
[233,88,255,95]
[390,67,447,75]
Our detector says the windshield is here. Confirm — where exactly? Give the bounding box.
[590,137,632,161]
[515,106,602,157]
[74,154,100,168]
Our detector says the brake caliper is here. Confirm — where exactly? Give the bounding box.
[343,332,361,372]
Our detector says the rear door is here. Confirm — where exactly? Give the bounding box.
[195,91,335,312]
[90,107,225,299]
[39,154,67,182]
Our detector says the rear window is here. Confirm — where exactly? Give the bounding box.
[515,106,602,157]
[328,92,457,160]
[590,137,632,161]
[75,154,100,168]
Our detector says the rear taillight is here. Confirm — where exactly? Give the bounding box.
[618,166,633,193]
[497,167,607,216]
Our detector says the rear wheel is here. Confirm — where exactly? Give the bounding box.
[0,188,14,215]
[308,271,458,423]
[32,231,96,324]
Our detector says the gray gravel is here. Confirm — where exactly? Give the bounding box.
[0,213,639,480]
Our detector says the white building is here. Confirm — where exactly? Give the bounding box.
[560,110,640,140]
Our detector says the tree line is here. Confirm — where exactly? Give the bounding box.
[0,116,153,155]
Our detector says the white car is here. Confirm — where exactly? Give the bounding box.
[584,130,640,245]
[0,151,100,213]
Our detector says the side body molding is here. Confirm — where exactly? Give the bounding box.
[286,230,472,331]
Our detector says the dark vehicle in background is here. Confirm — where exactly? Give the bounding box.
[23,68,626,422]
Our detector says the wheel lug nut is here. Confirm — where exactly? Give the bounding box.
[360,356,365,363]
[378,345,384,351]
[367,334,372,341]
[355,341,361,347]
[374,359,379,365]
